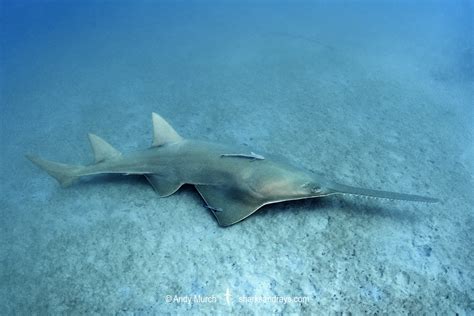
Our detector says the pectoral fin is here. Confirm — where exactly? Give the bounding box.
[195,185,264,226]
[145,175,182,197]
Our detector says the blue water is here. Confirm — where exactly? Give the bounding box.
[1,0,473,314]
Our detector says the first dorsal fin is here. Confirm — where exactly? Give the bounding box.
[152,112,183,147]
[88,133,121,163]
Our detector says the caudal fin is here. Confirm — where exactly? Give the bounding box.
[326,182,439,203]
[26,155,82,187]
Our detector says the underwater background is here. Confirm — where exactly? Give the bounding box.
[1,0,473,313]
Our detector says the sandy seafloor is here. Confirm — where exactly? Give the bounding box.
[1,0,473,314]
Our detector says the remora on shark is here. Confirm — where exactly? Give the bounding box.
[27,112,438,226]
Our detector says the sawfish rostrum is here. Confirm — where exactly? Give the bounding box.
[27,113,438,226]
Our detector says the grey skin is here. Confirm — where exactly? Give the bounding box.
[27,112,438,226]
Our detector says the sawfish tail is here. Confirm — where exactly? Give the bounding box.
[326,182,439,203]
[26,133,122,187]
[26,155,83,187]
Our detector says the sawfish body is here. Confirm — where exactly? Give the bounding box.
[27,113,438,226]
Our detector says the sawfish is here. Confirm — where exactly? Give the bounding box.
[27,112,438,226]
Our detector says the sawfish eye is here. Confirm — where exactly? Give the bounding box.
[310,185,321,194]
[302,183,321,194]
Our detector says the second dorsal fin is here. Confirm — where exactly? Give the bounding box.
[88,133,121,163]
[151,112,183,147]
